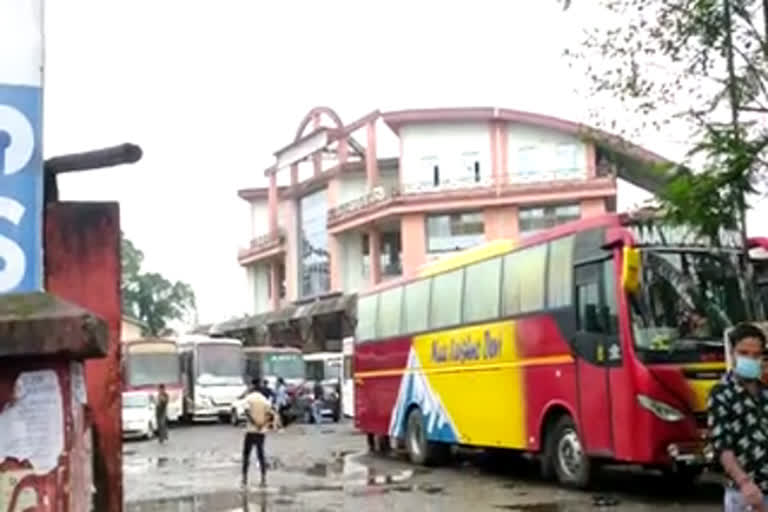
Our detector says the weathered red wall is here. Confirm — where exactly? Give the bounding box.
[45,202,122,512]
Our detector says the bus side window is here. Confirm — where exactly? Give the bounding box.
[575,263,603,334]
[574,259,621,365]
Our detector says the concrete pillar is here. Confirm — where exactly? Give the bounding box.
[586,142,597,179]
[490,120,508,193]
[366,121,379,190]
[401,214,426,277]
[268,172,278,235]
[338,137,349,166]
[368,228,381,286]
[290,164,299,186]
[581,198,606,218]
[484,206,519,242]
[283,199,299,302]
[269,261,280,311]
[329,234,342,292]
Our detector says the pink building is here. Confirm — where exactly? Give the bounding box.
[217,107,664,346]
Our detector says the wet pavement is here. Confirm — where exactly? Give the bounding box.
[124,422,726,511]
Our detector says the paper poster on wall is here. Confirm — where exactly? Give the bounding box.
[0,370,64,474]
[70,361,87,405]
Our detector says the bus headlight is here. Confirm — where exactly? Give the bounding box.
[637,394,685,422]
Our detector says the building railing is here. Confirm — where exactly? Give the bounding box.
[328,168,602,225]
[238,229,286,261]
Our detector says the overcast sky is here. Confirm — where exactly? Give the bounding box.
[44,1,767,326]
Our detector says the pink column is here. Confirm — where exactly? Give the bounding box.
[401,214,426,277]
[366,121,379,190]
[338,137,349,166]
[490,121,501,192]
[581,198,606,218]
[269,261,280,310]
[368,228,381,286]
[268,171,278,235]
[312,151,322,177]
[290,164,298,186]
[329,234,342,292]
[328,178,340,208]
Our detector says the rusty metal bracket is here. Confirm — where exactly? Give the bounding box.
[44,143,143,203]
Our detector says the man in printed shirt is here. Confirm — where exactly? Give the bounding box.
[241,379,276,488]
[708,323,768,511]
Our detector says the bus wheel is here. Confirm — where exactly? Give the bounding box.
[547,416,592,488]
[405,408,447,465]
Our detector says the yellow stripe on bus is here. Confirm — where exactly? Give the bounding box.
[418,239,517,277]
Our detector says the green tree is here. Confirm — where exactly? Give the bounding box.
[564,0,768,319]
[121,234,197,336]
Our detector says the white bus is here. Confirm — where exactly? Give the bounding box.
[342,337,354,418]
[178,335,246,422]
[121,338,183,422]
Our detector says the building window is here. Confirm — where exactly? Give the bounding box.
[519,204,581,236]
[555,143,578,171]
[265,262,286,300]
[462,152,482,183]
[362,231,402,280]
[299,188,330,297]
[517,146,537,179]
[419,156,440,187]
[426,212,485,253]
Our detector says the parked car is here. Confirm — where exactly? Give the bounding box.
[122,392,157,439]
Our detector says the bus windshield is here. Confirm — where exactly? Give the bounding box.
[127,352,180,387]
[197,344,243,384]
[263,353,304,380]
[629,249,748,361]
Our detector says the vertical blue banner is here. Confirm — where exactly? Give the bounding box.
[0,0,44,294]
[0,85,43,293]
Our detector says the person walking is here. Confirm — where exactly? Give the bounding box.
[241,379,275,489]
[155,384,169,444]
[274,377,289,429]
[311,380,324,424]
[709,323,768,512]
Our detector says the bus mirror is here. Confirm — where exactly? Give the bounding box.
[622,247,641,293]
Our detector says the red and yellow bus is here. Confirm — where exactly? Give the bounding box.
[354,213,763,488]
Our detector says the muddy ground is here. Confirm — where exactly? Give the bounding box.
[123,421,725,511]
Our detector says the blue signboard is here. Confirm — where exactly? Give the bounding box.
[0,84,43,294]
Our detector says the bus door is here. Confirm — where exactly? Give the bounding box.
[572,257,620,456]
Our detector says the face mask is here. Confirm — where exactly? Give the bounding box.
[734,356,762,380]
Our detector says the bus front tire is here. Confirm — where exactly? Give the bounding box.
[545,415,592,489]
[405,408,448,466]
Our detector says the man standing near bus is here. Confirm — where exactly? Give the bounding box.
[241,379,275,489]
[708,323,768,512]
[155,384,169,444]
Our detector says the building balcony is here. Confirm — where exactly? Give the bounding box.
[238,229,286,266]
[327,173,616,233]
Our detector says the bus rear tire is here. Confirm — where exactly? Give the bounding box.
[405,408,447,466]
[545,415,592,489]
